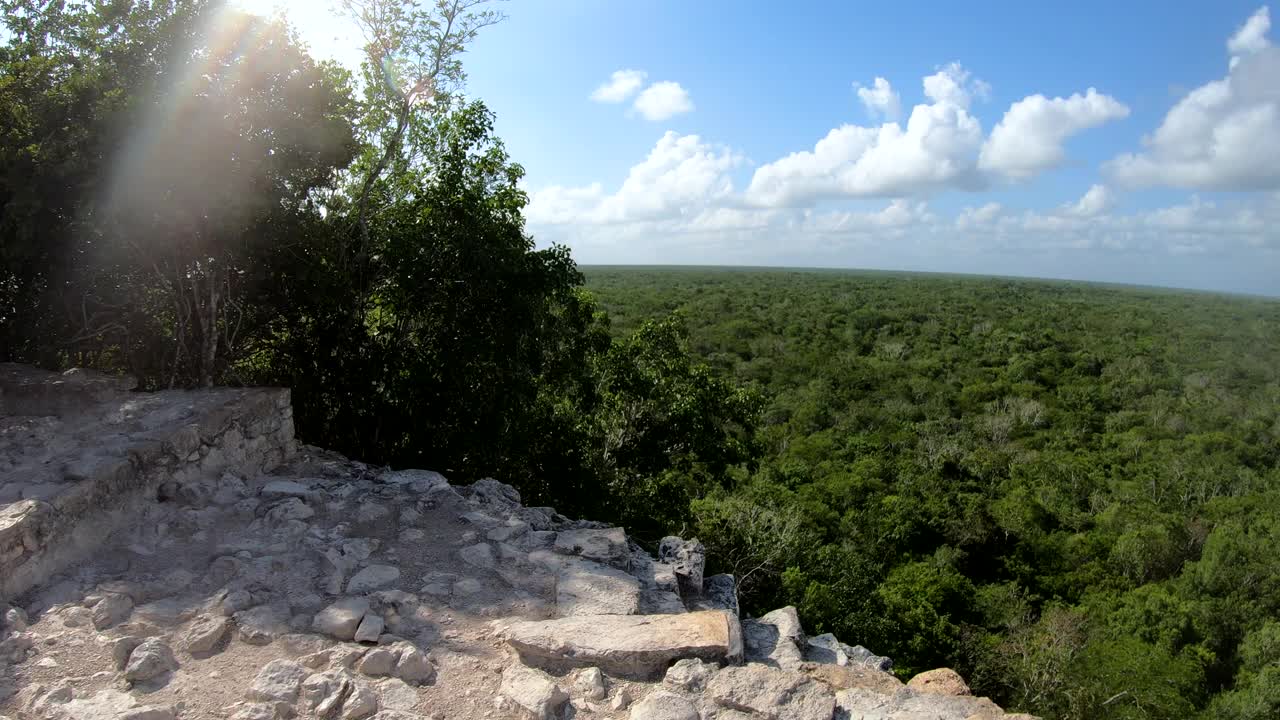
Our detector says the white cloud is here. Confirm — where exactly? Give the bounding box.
[979,89,1129,179]
[807,200,935,233]
[922,62,990,110]
[956,202,1004,228]
[745,66,986,206]
[633,81,694,121]
[591,69,648,103]
[855,77,901,120]
[1229,6,1271,60]
[1108,7,1280,191]
[526,132,740,225]
[1063,184,1115,217]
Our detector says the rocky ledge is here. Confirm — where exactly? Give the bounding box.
[0,367,1036,719]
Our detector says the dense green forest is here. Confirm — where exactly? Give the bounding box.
[584,267,1280,719]
[4,1,1280,718]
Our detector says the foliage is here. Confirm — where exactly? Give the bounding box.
[586,267,1280,719]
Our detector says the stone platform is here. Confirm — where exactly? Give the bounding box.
[0,364,294,601]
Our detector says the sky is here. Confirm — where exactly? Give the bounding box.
[242,1,1280,296]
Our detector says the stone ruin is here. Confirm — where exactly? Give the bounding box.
[0,364,1037,719]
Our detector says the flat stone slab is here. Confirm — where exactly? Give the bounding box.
[553,527,628,565]
[556,557,640,616]
[503,610,742,679]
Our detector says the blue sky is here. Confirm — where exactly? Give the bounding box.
[254,1,1280,296]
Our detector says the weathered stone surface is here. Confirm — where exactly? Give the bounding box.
[348,565,401,594]
[573,666,607,700]
[392,645,435,685]
[182,614,231,655]
[235,603,290,645]
[806,632,893,671]
[124,638,177,682]
[45,688,173,720]
[799,661,904,695]
[835,686,1006,720]
[91,592,134,630]
[556,557,641,616]
[554,527,628,565]
[377,678,420,712]
[629,690,699,720]
[743,605,806,670]
[314,597,370,641]
[465,478,521,508]
[357,648,398,677]
[504,610,741,679]
[908,668,971,696]
[500,665,569,720]
[657,536,705,600]
[246,659,309,702]
[707,664,836,720]
[354,614,385,643]
[458,543,495,570]
[699,573,739,616]
[663,658,717,692]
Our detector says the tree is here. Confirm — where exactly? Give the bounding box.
[0,0,358,385]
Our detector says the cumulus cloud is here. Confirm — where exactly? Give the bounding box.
[1107,6,1280,191]
[956,202,1004,229]
[591,69,648,103]
[855,77,902,120]
[526,131,741,225]
[632,81,695,121]
[1062,184,1115,217]
[922,62,990,110]
[745,65,986,206]
[807,200,935,233]
[1229,6,1271,60]
[979,89,1129,179]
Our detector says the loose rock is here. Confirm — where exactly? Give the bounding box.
[246,659,309,703]
[629,690,698,720]
[500,665,569,720]
[314,598,371,641]
[123,638,177,682]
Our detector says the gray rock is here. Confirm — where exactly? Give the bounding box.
[742,606,806,670]
[260,480,317,500]
[500,665,569,720]
[707,664,835,720]
[663,658,717,692]
[699,574,739,617]
[465,478,521,508]
[657,537,705,599]
[45,688,174,720]
[806,633,893,672]
[556,557,641,616]
[392,645,435,685]
[629,690,698,720]
[380,469,449,494]
[246,659,309,702]
[504,610,742,679]
[182,615,230,655]
[235,603,291,645]
[313,598,371,641]
[376,678,420,712]
[112,637,144,670]
[342,682,379,719]
[354,614,385,643]
[124,638,177,682]
[554,528,628,565]
[573,667,607,700]
[459,543,495,570]
[348,565,401,594]
[357,648,398,677]
[91,593,134,630]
